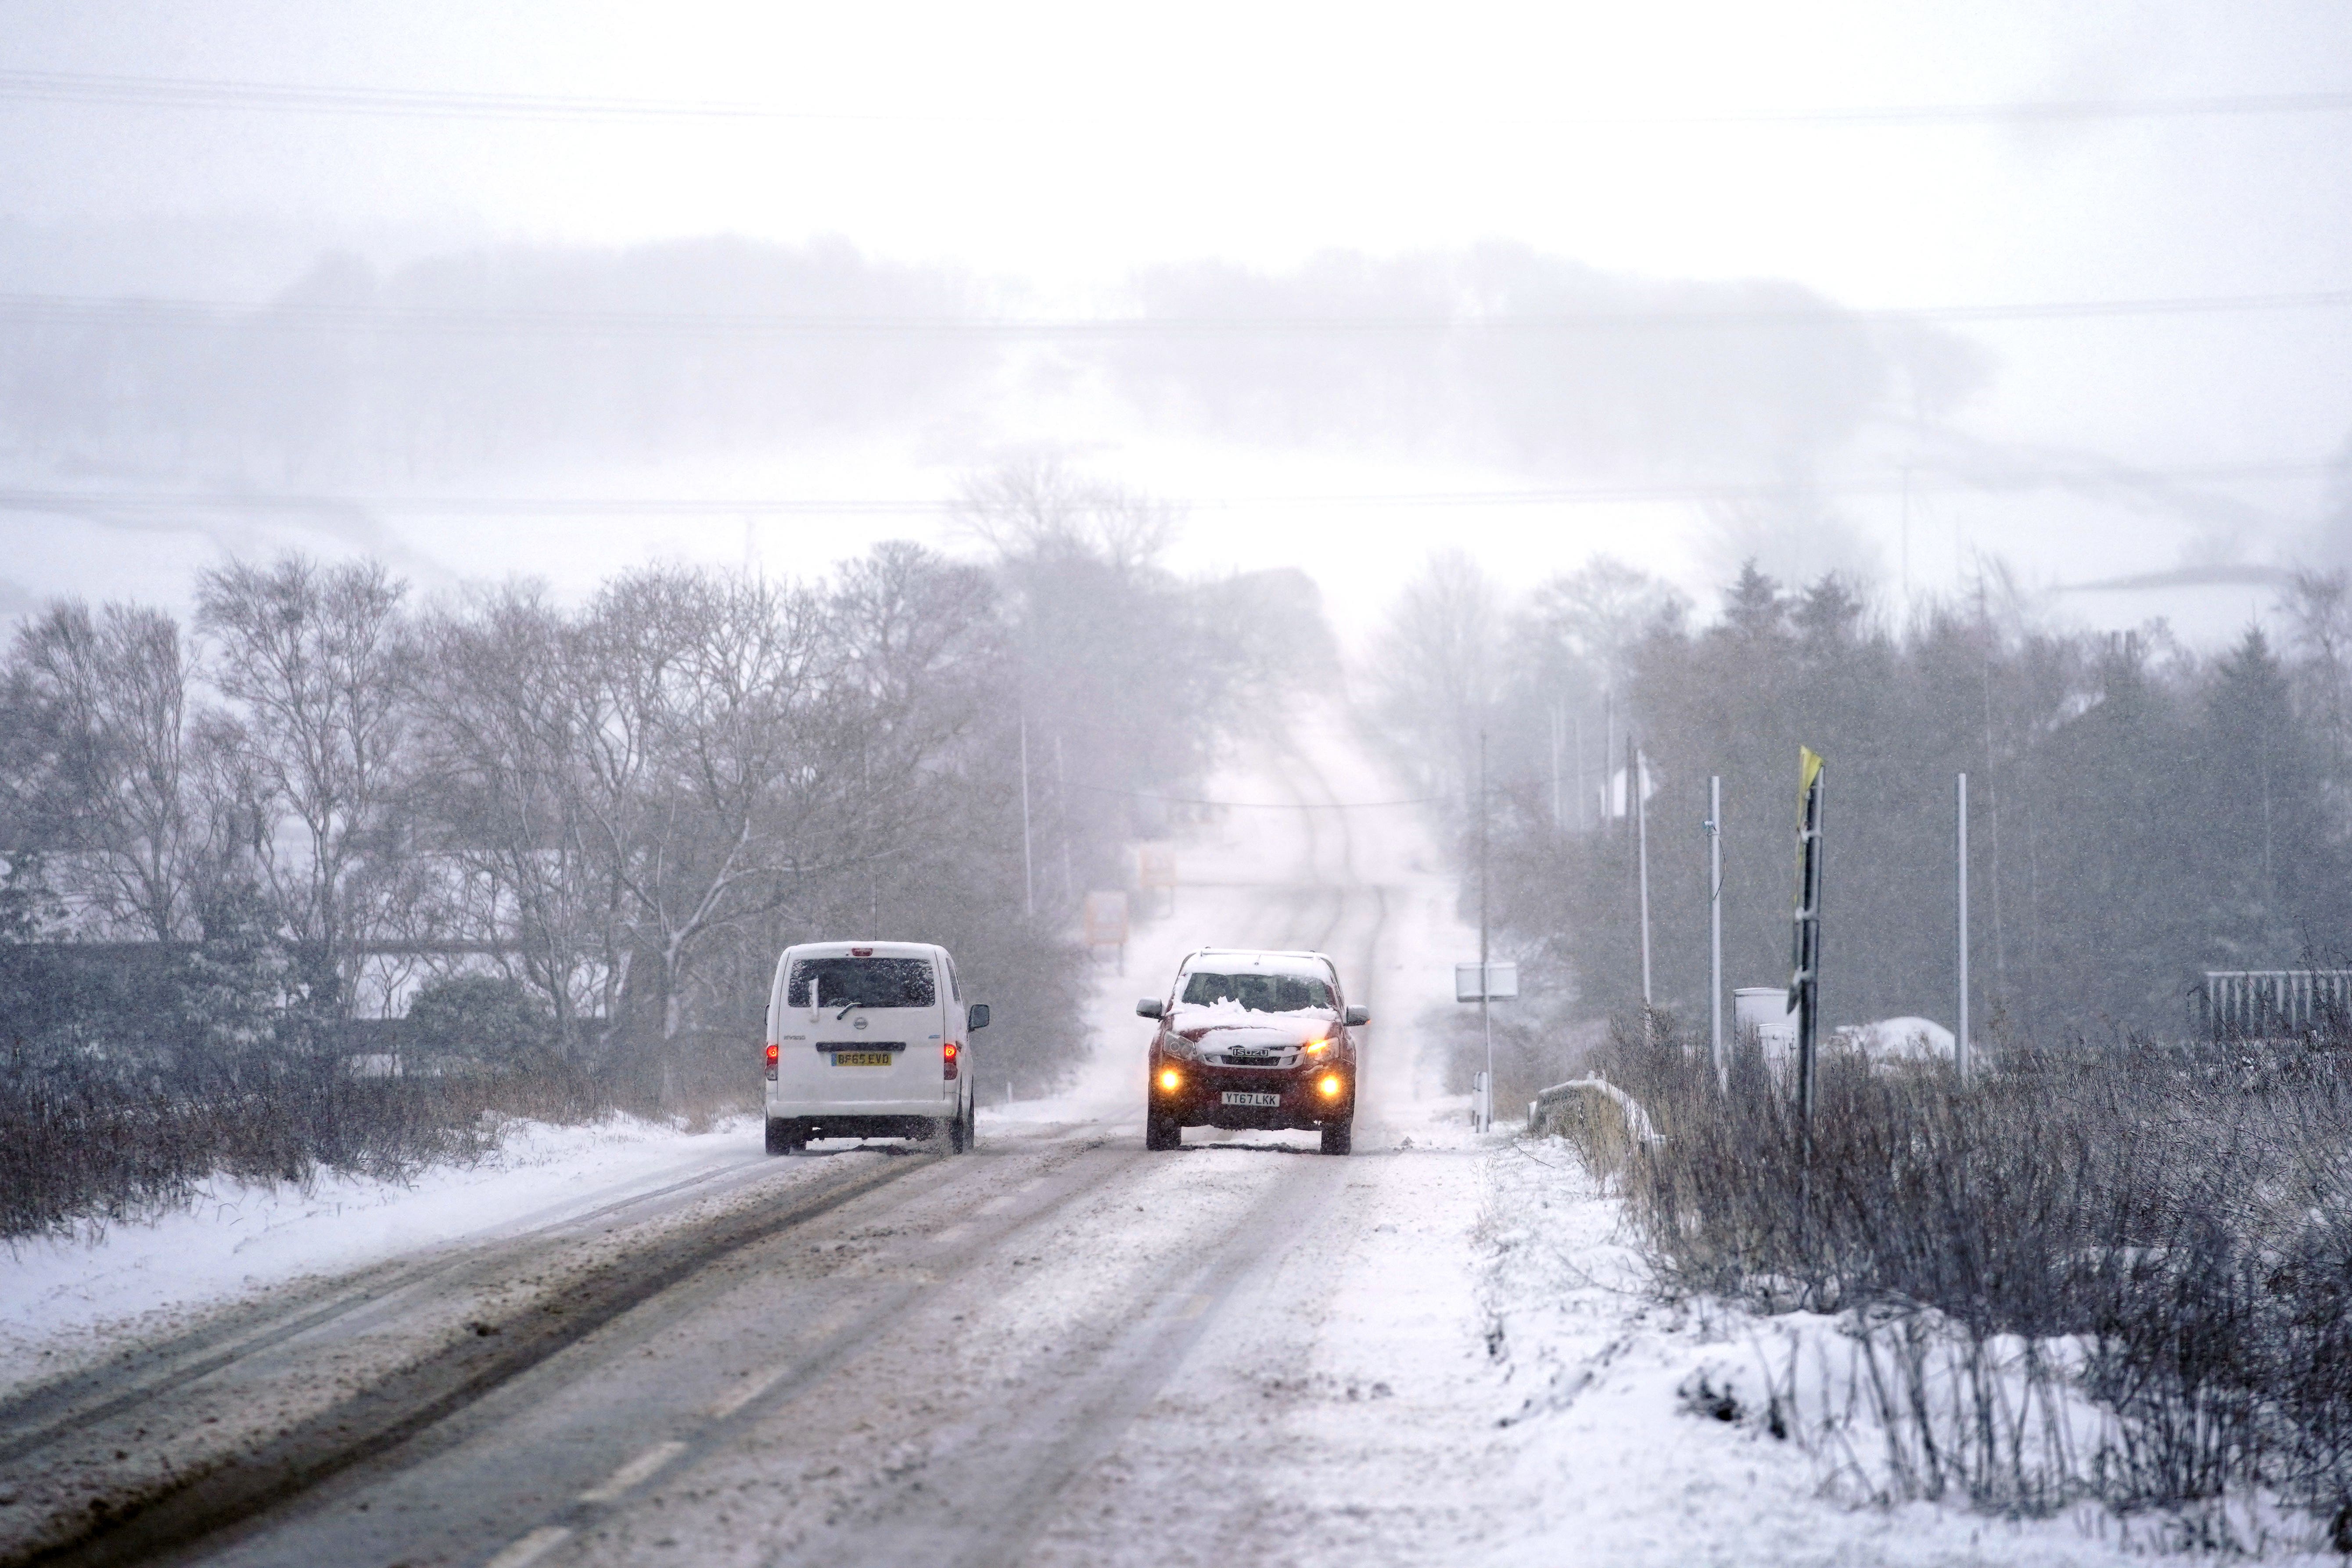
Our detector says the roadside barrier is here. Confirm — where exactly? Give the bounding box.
[1527,1075,1663,1145]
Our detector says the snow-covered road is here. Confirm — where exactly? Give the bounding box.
[0,723,2209,1567]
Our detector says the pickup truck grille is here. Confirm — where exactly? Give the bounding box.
[1209,1050,1296,1068]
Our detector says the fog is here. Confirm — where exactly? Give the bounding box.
[14,12,2352,1557]
[0,2,2348,641]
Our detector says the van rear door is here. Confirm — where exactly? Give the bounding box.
[786,951,947,1105]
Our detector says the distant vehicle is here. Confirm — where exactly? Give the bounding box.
[1138,948,1368,1155]
[762,941,987,1155]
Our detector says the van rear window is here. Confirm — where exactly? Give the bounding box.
[788,956,937,1008]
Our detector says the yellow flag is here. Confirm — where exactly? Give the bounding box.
[1795,745,1824,887]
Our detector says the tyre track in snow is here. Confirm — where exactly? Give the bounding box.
[845,744,1394,1568]
[0,1151,851,1464]
[18,732,1410,1568]
[471,743,1395,1568]
[0,1148,937,1568]
[175,1125,1154,1568]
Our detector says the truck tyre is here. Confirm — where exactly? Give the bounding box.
[1320,1119,1353,1156]
[765,1117,805,1155]
[1145,1111,1180,1152]
[948,1103,970,1154]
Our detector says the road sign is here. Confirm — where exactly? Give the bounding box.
[1138,843,1177,889]
[1455,961,1518,1002]
[1083,890,1130,947]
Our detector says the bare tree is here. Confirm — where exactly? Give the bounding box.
[1517,556,1685,699]
[2280,568,2352,797]
[196,555,410,1008]
[1368,550,1503,804]
[410,585,613,1053]
[4,601,201,940]
[576,567,837,1063]
[956,458,1178,573]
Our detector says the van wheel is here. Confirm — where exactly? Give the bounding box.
[947,1104,970,1154]
[1320,1119,1353,1156]
[961,1096,977,1152]
[765,1117,805,1155]
[1145,1111,1180,1152]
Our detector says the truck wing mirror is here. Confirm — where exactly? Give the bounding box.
[967,1003,990,1030]
[1343,1005,1371,1027]
[1136,998,1164,1019]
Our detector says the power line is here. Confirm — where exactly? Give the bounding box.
[4,289,2349,338]
[0,463,2327,520]
[0,69,831,122]
[1066,782,1431,809]
[2,68,2348,127]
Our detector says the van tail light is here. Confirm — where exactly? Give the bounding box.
[764,1042,779,1082]
[942,1041,960,1080]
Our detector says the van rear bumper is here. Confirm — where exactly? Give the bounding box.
[767,1094,952,1121]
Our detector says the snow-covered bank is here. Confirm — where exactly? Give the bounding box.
[1473,1134,2340,1564]
[0,1113,767,1398]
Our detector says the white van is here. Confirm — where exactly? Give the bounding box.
[761,940,988,1155]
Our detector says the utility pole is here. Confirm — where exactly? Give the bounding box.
[1478,728,1493,1132]
[1708,774,1724,1091]
[1549,703,1563,831]
[1573,709,1587,830]
[1633,739,1652,1012]
[1056,732,1074,903]
[1956,771,1971,1083]
[1019,714,1035,919]
[1603,692,1615,816]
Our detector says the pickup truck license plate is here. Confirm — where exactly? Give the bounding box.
[831,1051,894,1067]
[1221,1090,1280,1108]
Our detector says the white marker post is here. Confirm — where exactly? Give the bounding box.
[1957,771,1971,1084]
[1708,774,1724,1093]
[1478,730,1491,1130]
[1637,746,1653,1014]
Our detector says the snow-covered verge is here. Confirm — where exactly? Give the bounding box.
[1474,1136,2342,1564]
[0,1112,765,1399]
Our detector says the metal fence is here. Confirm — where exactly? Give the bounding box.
[2199,970,2352,1038]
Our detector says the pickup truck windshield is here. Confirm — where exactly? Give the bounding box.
[1179,972,1332,1012]
[788,957,937,1008]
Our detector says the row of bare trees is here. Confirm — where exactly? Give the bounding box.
[0,467,1318,1106]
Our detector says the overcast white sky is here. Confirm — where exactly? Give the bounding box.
[2,0,2349,642]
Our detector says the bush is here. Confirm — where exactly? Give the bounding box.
[1557,1015,2352,1531]
[0,1046,614,1240]
[402,974,555,1064]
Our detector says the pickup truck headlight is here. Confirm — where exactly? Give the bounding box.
[1160,1034,1202,1062]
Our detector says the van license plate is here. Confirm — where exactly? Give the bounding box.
[1221,1090,1281,1108]
[831,1051,894,1067]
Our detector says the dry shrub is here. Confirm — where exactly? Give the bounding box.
[1562,1013,2352,1530]
[0,1047,615,1239]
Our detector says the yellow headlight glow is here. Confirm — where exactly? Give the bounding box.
[1158,1068,1182,1093]
[1318,1073,1344,1098]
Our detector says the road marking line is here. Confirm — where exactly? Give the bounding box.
[1174,1294,1211,1320]
[577,1439,688,1503]
[930,1221,972,1246]
[707,1362,792,1419]
[483,1525,572,1568]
